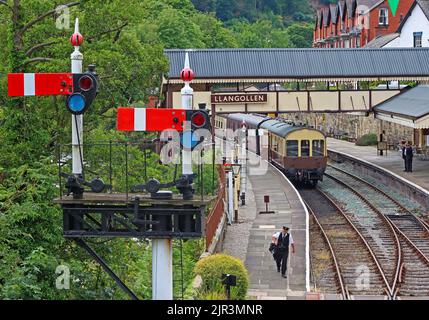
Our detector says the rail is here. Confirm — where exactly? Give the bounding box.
[319,189,394,298]
[326,165,429,297]
[324,172,401,298]
[305,201,349,300]
[205,165,226,251]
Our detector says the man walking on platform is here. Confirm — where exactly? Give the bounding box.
[272,226,295,278]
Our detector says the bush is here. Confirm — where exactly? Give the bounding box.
[356,133,378,146]
[193,254,249,300]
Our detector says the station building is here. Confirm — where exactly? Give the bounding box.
[162,48,429,154]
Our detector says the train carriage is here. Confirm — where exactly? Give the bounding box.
[216,113,327,186]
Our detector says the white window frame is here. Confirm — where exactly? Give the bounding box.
[379,8,389,26]
[414,32,423,48]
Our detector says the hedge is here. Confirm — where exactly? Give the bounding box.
[193,254,249,300]
[356,133,378,146]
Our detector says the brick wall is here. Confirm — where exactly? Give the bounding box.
[366,0,414,43]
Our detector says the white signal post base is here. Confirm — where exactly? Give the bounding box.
[152,239,173,300]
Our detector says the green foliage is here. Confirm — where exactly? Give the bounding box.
[193,254,249,300]
[356,134,378,146]
[192,0,315,23]
[0,0,314,300]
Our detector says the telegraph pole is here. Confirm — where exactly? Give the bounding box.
[71,18,84,178]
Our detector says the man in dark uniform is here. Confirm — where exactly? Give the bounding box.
[272,226,295,278]
[402,142,414,172]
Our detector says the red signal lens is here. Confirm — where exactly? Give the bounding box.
[78,75,93,91]
[191,112,206,128]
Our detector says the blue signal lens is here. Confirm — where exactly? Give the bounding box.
[181,131,200,149]
[67,93,86,114]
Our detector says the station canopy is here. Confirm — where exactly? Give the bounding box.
[164,48,429,84]
[375,85,429,129]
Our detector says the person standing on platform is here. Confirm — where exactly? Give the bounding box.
[404,142,414,172]
[402,143,408,172]
[272,226,295,278]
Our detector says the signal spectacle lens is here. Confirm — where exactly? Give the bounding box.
[78,75,93,91]
[191,112,205,128]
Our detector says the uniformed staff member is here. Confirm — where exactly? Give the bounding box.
[272,226,295,278]
[402,142,414,172]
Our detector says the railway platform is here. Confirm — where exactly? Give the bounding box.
[327,138,429,194]
[223,161,309,300]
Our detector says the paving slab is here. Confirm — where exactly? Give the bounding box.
[222,161,308,300]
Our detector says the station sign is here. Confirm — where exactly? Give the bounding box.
[211,93,267,104]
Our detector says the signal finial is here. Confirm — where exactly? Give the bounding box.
[70,18,84,48]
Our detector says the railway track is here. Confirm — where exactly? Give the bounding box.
[324,165,429,298]
[308,211,346,298]
[302,188,390,299]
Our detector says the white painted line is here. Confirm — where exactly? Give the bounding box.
[134,108,146,131]
[259,225,276,229]
[24,73,35,96]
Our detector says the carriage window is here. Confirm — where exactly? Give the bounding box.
[286,140,298,156]
[272,136,278,152]
[301,140,310,157]
[312,140,325,157]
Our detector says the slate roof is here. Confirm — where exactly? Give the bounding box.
[164,48,429,82]
[330,4,339,23]
[364,33,400,48]
[375,85,429,119]
[417,0,429,21]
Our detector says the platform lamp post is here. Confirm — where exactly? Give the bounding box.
[224,164,233,225]
[70,19,84,179]
[239,120,247,205]
[231,163,241,223]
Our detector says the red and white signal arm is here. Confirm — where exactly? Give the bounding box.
[8,73,73,97]
[117,108,187,132]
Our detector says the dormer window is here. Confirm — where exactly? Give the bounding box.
[379,8,388,26]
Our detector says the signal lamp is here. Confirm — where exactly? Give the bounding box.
[191,111,206,128]
[66,71,98,115]
[78,75,93,91]
[67,93,86,115]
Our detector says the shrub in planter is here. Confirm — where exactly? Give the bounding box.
[356,133,377,146]
[193,254,249,300]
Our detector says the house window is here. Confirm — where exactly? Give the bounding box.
[379,8,388,25]
[414,32,423,47]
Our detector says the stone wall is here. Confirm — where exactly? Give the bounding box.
[286,113,415,145]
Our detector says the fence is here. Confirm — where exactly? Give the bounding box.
[205,165,226,251]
